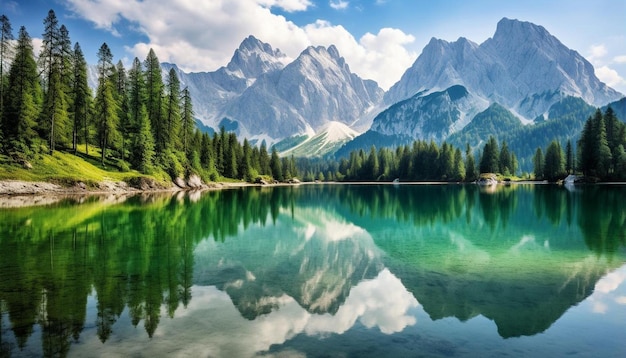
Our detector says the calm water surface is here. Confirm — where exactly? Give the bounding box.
[0,184,625,357]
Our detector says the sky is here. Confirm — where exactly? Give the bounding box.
[2,0,625,93]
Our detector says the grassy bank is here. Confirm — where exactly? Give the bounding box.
[0,146,171,188]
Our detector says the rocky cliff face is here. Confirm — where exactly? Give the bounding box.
[165,37,382,144]
[223,45,383,141]
[384,18,622,120]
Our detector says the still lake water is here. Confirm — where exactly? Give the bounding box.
[0,184,625,357]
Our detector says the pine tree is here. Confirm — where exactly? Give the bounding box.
[58,25,73,92]
[544,140,564,181]
[39,10,70,153]
[144,49,165,155]
[3,26,42,152]
[0,14,13,125]
[604,107,624,174]
[128,57,145,129]
[94,43,119,165]
[510,153,518,176]
[239,138,253,181]
[180,87,194,156]
[533,147,544,179]
[438,142,453,180]
[70,43,91,154]
[130,104,155,173]
[114,60,130,160]
[499,140,511,175]
[224,132,238,178]
[259,141,270,175]
[464,144,477,182]
[594,111,612,178]
[270,147,282,181]
[366,145,379,180]
[479,136,499,174]
[453,148,465,181]
[41,69,69,151]
[565,139,573,175]
[577,116,594,176]
[164,68,182,151]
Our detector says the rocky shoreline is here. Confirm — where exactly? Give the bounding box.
[0,178,251,208]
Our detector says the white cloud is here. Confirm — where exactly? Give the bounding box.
[614,55,626,64]
[595,65,626,88]
[258,0,314,12]
[588,44,608,62]
[330,0,349,10]
[304,21,416,89]
[31,37,43,59]
[65,0,415,90]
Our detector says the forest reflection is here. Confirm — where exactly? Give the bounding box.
[0,184,625,356]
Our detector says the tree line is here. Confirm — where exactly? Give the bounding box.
[297,136,518,182]
[533,107,626,181]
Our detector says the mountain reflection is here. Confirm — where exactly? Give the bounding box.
[0,184,625,356]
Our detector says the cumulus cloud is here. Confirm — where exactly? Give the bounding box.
[588,44,608,62]
[65,0,415,90]
[258,0,314,12]
[330,0,349,10]
[586,44,626,92]
[595,65,626,88]
[304,21,416,89]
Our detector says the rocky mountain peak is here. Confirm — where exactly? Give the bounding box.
[385,17,623,118]
[492,17,552,43]
[226,35,286,78]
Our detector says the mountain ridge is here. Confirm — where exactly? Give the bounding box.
[384,17,622,120]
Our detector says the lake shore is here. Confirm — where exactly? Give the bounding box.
[0,179,255,208]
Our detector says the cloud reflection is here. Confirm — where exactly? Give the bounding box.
[69,269,417,357]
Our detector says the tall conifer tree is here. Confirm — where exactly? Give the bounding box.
[3,26,41,152]
[0,14,13,125]
[94,43,119,165]
[180,87,194,156]
[130,104,155,173]
[164,68,181,151]
[114,60,130,160]
[70,43,91,154]
[144,49,165,155]
[39,10,71,152]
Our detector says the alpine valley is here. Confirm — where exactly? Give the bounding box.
[153,18,624,171]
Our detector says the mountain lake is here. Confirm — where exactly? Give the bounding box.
[0,183,625,357]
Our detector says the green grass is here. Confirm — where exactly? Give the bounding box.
[0,146,170,187]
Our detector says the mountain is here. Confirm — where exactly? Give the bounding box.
[369,85,488,143]
[279,121,359,158]
[220,45,383,142]
[339,18,623,170]
[385,18,622,120]
[161,35,288,126]
[165,38,382,146]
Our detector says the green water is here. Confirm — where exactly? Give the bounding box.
[0,184,625,357]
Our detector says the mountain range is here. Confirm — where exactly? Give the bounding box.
[91,18,624,169]
[161,35,383,146]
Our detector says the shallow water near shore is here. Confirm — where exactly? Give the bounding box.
[1,184,625,357]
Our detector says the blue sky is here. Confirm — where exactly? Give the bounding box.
[2,0,625,93]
